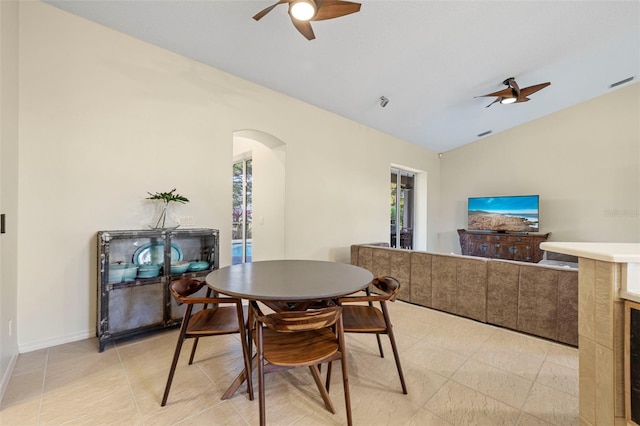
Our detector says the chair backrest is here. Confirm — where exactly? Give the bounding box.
[257,306,342,333]
[169,278,206,303]
[371,276,401,301]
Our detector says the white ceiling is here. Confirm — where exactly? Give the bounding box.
[43,0,639,153]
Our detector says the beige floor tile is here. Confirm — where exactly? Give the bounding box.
[408,408,455,425]
[536,359,579,396]
[341,339,405,391]
[398,359,448,407]
[542,342,579,370]
[0,398,40,425]
[347,382,422,425]
[472,339,545,381]
[521,382,579,426]
[420,316,498,356]
[10,349,47,376]
[134,363,221,416]
[451,358,534,409]
[424,380,521,426]
[484,328,550,359]
[143,391,230,426]
[1,369,44,407]
[402,339,468,378]
[38,378,141,425]
[229,376,339,426]
[516,412,556,425]
[289,410,344,425]
[173,400,249,425]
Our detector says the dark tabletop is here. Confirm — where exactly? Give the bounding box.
[205,259,374,301]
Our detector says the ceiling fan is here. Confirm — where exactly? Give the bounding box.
[477,78,551,108]
[253,0,362,40]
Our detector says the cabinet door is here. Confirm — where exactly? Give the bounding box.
[108,283,164,333]
[494,242,510,259]
[168,230,218,278]
[626,301,640,425]
[510,243,533,262]
[502,236,531,261]
[468,238,496,258]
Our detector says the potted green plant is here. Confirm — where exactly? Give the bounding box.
[146,188,189,229]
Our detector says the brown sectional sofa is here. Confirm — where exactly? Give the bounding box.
[351,244,578,346]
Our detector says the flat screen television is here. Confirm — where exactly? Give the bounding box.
[468,195,539,233]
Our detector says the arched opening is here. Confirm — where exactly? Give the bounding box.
[232,130,286,263]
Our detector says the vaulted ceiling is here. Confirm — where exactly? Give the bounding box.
[44,0,639,153]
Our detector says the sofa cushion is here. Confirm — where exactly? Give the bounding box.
[557,270,579,346]
[363,246,412,301]
[410,252,432,307]
[432,254,487,322]
[487,260,520,329]
[517,265,559,341]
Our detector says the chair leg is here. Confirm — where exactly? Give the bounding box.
[161,308,192,406]
[338,341,352,425]
[325,361,333,391]
[237,303,254,401]
[375,334,384,358]
[257,325,266,426]
[188,337,199,365]
[310,365,335,414]
[382,304,407,394]
[387,328,407,394]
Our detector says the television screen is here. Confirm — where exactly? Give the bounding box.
[468,195,539,233]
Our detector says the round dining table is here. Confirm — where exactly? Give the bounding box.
[205,259,374,400]
[205,259,374,303]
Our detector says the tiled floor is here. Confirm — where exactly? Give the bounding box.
[1,300,578,425]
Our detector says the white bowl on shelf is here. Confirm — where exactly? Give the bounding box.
[188,261,209,272]
[170,261,191,274]
[137,263,162,278]
[108,263,138,283]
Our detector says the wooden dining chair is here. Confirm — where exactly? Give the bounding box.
[161,278,253,406]
[248,302,352,426]
[336,276,408,394]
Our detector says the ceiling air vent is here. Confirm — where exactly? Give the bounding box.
[609,76,635,89]
[477,130,492,137]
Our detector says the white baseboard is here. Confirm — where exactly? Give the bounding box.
[18,329,94,353]
[0,352,18,406]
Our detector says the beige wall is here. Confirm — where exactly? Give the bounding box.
[439,82,640,253]
[0,0,20,398]
[14,1,440,351]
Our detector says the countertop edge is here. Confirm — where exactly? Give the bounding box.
[540,242,640,263]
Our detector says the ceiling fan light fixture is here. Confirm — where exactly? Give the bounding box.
[500,97,517,104]
[289,0,317,21]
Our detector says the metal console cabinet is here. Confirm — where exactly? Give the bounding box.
[96,228,219,351]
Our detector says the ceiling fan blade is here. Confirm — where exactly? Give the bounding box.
[515,97,531,103]
[313,0,361,21]
[519,82,551,97]
[485,98,502,108]
[253,0,291,21]
[292,19,316,40]
[476,87,513,98]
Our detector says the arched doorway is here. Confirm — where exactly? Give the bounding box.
[232,130,286,263]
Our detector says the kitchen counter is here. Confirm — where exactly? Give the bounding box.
[541,242,640,426]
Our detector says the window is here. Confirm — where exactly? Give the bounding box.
[390,168,414,249]
[232,158,252,264]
